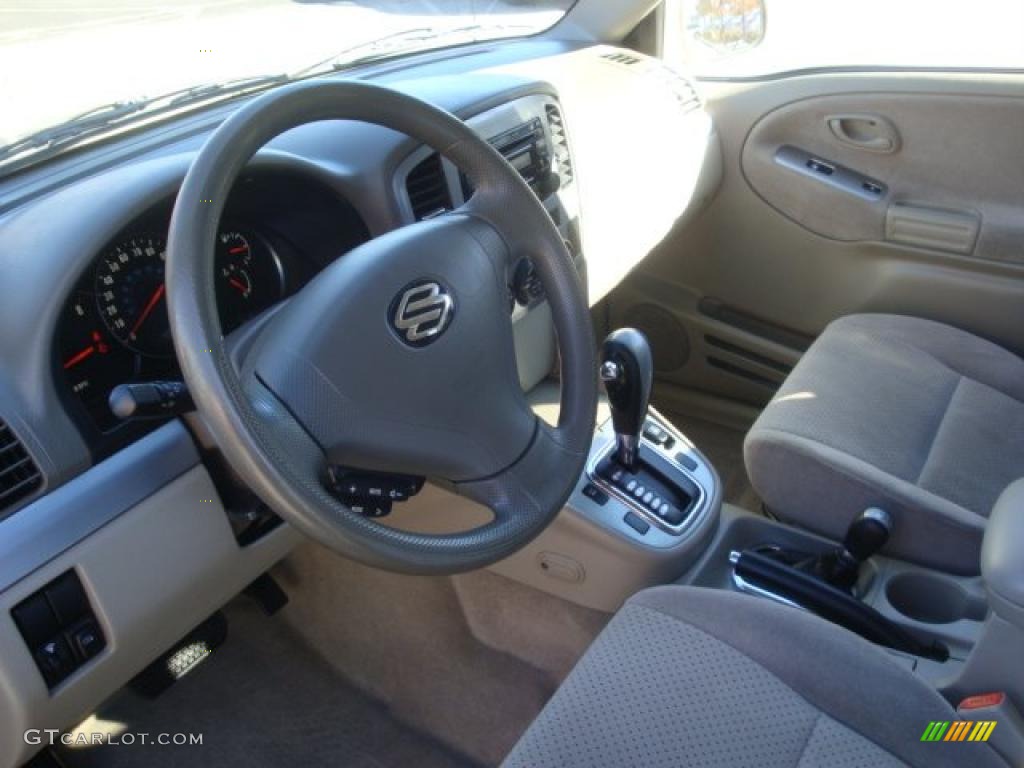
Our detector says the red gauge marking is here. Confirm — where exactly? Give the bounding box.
[129,283,166,338]
[63,345,95,369]
[228,245,249,255]
[228,277,248,294]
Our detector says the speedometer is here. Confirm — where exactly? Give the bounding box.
[95,234,172,357]
[93,229,285,357]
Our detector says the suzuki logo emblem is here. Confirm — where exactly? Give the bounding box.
[389,280,455,347]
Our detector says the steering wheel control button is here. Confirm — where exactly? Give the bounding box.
[388,279,455,347]
[349,499,392,518]
[327,467,424,517]
[623,512,650,535]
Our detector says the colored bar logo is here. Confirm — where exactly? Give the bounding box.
[921,721,996,742]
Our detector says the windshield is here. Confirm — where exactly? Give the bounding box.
[0,0,574,160]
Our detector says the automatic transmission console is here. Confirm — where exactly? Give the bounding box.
[590,329,706,535]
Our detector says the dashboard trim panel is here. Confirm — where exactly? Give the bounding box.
[0,420,198,592]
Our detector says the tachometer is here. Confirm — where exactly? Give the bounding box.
[95,234,172,357]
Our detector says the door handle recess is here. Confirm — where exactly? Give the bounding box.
[885,204,979,255]
[826,114,900,154]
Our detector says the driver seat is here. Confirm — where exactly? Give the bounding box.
[502,587,1007,768]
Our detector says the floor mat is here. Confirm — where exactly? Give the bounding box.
[58,600,478,768]
[663,411,762,512]
[272,545,570,766]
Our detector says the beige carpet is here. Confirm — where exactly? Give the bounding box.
[272,545,609,766]
[58,598,478,768]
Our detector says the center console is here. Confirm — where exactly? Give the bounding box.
[489,326,1003,703]
[482,328,722,612]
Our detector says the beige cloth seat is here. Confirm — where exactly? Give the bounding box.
[744,314,1024,574]
[503,586,1007,768]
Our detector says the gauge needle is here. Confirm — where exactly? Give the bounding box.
[228,245,249,255]
[63,345,95,369]
[129,283,166,338]
[228,277,248,294]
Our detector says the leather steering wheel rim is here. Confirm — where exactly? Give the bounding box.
[166,81,597,574]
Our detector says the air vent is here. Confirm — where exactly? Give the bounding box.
[601,51,642,66]
[0,419,42,512]
[661,70,702,113]
[545,105,574,184]
[405,153,452,221]
[599,48,702,114]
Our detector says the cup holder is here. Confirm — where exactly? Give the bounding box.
[885,571,988,624]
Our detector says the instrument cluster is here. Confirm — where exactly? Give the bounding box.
[58,226,285,433]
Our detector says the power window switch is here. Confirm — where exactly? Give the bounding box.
[34,636,76,688]
[70,618,105,662]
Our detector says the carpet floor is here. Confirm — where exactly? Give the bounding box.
[58,599,479,768]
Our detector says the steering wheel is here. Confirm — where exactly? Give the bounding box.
[165,81,597,574]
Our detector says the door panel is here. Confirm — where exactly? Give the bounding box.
[743,92,1024,260]
[613,72,1024,406]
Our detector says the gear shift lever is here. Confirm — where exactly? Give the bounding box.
[600,328,653,471]
[816,507,894,590]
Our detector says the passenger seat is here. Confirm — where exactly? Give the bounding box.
[744,313,1024,574]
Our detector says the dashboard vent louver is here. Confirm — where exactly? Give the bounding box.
[0,419,42,512]
[406,153,452,221]
[599,49,702,114]
[600,51,642,66]
[545,105,574,184]
[663,72,702,113]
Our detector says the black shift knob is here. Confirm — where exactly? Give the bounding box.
[601,328,653,470]
[843,507,893,562]
[811,507,894,592]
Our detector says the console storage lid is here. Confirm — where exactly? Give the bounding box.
[982,479,1024,625]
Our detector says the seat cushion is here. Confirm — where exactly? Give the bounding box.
[503,586,1006,768]
[744,314,1024,574]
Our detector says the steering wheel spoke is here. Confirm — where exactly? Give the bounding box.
[455,418,586,526]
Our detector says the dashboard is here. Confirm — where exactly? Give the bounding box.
[0,39,720,768]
